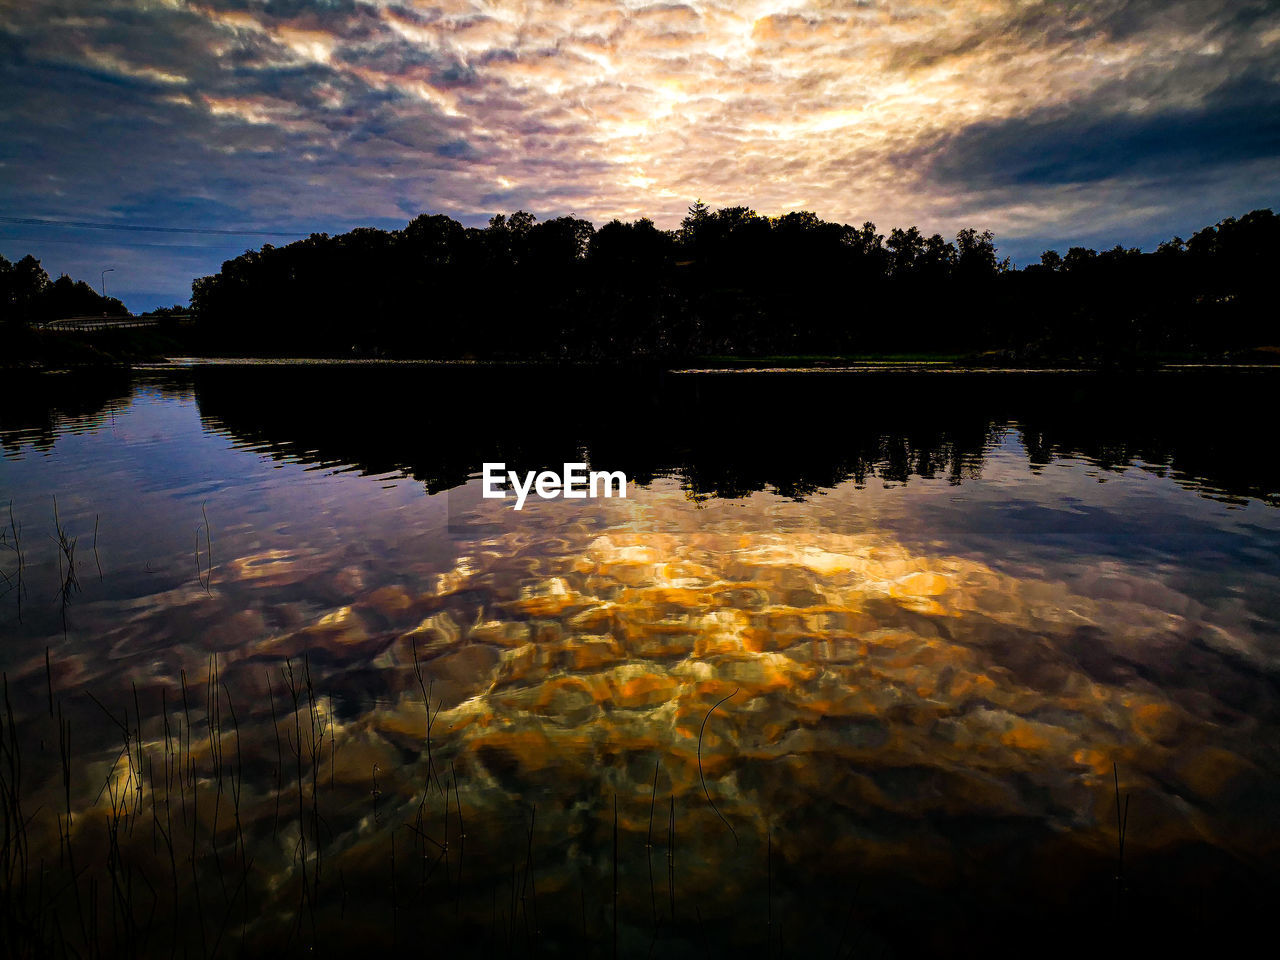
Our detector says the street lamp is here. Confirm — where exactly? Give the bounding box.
[100,268,114,299]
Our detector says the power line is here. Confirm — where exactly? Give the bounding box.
[0,215,307,238]
[0,233,246,250]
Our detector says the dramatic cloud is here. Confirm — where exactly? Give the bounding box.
[2,0,1278,308]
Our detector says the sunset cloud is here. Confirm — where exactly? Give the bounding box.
[2,0,1278,307]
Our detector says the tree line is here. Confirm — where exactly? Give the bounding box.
[187,204,1017,359]
[189,203,1279,361]
[0,254,127,324]
[7,204,1277,361]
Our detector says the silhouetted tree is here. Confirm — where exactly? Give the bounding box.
[186,204,1279,363]
[886,226,925,279]
[679,200,712,249]
[955,228,1000,281]
[0,254,125,324]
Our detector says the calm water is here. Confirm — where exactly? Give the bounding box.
[2,365,1279,957]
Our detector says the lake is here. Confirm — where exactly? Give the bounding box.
[2,364,1278,958]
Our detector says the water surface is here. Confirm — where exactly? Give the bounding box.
[2,366,1278,957]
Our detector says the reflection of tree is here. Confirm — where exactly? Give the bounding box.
[0,371,132,455]
[6,366,1277,508]
[1016,371,1280,506]
[182,366,1280,507]
[190,366,1014,500]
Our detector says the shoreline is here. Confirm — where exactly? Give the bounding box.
[10,343,1280,378]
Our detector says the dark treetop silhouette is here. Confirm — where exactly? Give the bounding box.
[0,253,126,324]
[180,204,1280,363]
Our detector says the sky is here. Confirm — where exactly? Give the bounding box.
[2,0,1279,312]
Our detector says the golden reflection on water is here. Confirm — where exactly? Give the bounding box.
[7,474,1278,953]
[173,482,1273,868]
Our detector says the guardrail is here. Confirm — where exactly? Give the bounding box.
[37,316,192,334]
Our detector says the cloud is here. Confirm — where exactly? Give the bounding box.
[1,1,1278,308]
[925,72,1280,189]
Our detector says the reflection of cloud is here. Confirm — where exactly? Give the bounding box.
[2,1,1279,306]
[12,464,1279,939]
[63,474,1262,840]
[150,488,1265,875]
[429,512,1266,866]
